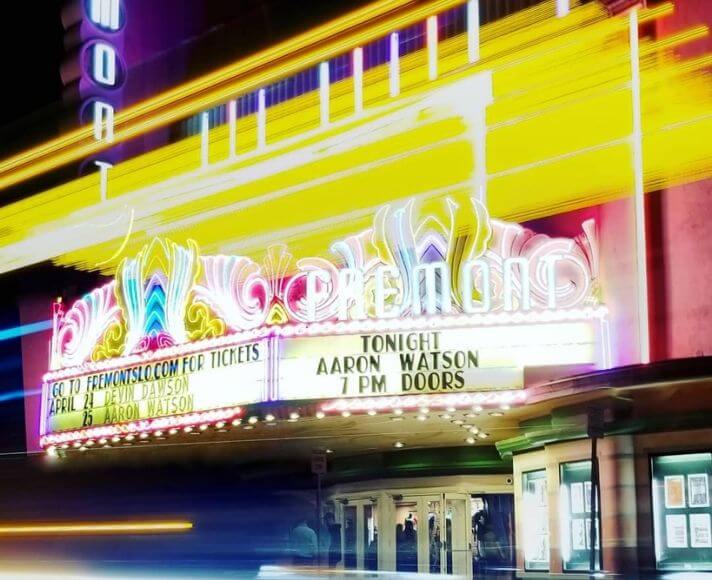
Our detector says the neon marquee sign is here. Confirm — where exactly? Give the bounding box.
[41,194,606,446]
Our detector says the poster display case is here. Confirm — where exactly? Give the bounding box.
[651,452,712,571]
[522,469,549,571]
[560,460,600,572]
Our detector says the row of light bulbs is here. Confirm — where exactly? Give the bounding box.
[49,402,509,455]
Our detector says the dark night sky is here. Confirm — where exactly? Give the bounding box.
[0,1,372,157]
[0,5,64,126]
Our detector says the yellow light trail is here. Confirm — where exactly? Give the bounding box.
[0,520,193,536]
[0,1,707,277]
[0,0,465,192]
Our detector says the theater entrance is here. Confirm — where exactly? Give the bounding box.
[392,493,471,576]
[332,489,480,576]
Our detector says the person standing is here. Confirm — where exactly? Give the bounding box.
[289,518,318,566]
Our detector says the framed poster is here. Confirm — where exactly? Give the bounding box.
[690,513,712,549]
[666,514,688,549]
[665,475,686,509]
[688,474,710,508]
[571,482,585,514]
[572,518,587,550]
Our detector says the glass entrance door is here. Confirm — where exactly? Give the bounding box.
[394,493,471,576]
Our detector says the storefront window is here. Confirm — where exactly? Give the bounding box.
[651,452,712,571]
[523,469,549,571]
[560,460,600,572]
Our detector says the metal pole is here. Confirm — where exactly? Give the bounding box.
[316,473,323,566]
[589,436,600,575]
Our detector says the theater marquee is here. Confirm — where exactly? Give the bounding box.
[40,194,609,447]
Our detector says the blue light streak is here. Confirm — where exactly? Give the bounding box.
[0,320,52,342]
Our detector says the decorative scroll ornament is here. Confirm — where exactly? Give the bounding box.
[51,195,600,369]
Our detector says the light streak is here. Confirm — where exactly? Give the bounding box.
[0,320,52,341]
[0,520,193,536]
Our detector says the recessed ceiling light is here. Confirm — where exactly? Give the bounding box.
[316,411,325,419]
[248,416,259,424]
[440,413,452,420]
[500,404,511,411]
[452,419,464,425]
[465,437,476,445]
[393,408,404,416]
[478,432,489,439]
[231,419,241,427]
[394,441,405,448]
[417,415,427,421]
[367,409,377,416]
[341,411,351,418]
[469,427,480,435]
[489,411,504,417]
[264,414,275,422]
[446,407,456,413]
[473,406,483,413]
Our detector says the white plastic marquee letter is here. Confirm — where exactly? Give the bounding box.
[89,0,120,30]
[375,266,400,319]
[337,268,365,321]
[93,101,114,142]
[460,259,490,313]
[412,261,451,315]
[503,257,531,311]
[93,42,117,86]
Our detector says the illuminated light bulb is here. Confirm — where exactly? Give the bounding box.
[393,408,404,416]
[61,444,69,449]
[315,411,325,419]
[47,446,58,457]
[465,437,476,445]
[289,412,300,421]
[393,441,405,449]
[85,440,95,446]
[264,414,275,422]
[79,446,87,452]
[126,434,135,441]
[168,428,178,435]
[139,433,149,439]
[111,436,121,443]
[469,427,480,435]
[72,442,82,448]
[183,426,193,434]
[325,449,333,454]
[154,431,164,437]
[341,411,351,418]
[367,409,377,416]
[215,422,225,429]
[248,416,258,424]
[478,432,489,439]
[243,425,254,430]
[199,424,209,431]
[231,419,241,427]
